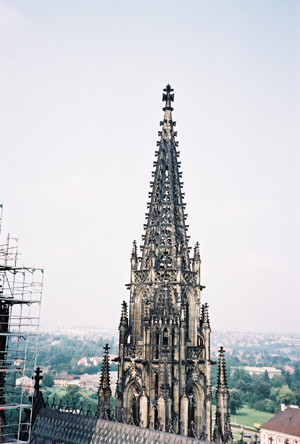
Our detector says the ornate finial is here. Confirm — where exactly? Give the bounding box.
[131,240,137,258]
[162,84,174,111]
[31,367,46,423]
[193,242,200,260]
[33,367,43,393]
[119,300,128,328]
[217,346,228,388]
[202,302,210,328]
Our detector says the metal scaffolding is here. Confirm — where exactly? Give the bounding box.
[0,205,43,443]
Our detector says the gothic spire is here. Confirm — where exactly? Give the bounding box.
[141,85,190,270]
[119,300,128,329]
[215,347,232,443]
[32,367,46,420]
[202,302,210,328]
[217,347,228,390]
[98,343,112,419]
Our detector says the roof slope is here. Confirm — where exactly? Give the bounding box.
[30,408,210,444]
[260,407,300,436]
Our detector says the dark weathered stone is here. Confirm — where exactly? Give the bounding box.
[113,85,214,439]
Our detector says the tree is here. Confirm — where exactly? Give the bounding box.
[236,380,247,392]
[61,385,81,409]
[255,382,270,400]
[276,386,297,406]
[42,373,54,388]
[229,390,242,415]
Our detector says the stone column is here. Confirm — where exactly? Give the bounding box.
[140,391,148,428]
[180,393,189,436]
[158,395,166,431]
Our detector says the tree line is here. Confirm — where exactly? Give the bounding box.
[211,364,300,415]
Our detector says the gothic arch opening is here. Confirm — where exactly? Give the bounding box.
[154,286,176,314]
[133,287,145,342]
[153,371,159,399]
[184,288,197,345]
[125,332,131,344]
[163,327,169,345]
[197,334,204,346]
[153,327,159,359]
[188,382,205,437]
[153,405,159,429]
[124,380,141,425]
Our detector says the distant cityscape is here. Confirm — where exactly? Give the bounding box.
[29,326,300,403]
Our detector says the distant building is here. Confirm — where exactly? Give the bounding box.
[54,372,74,387]
[67,380,85,387]
[16,375,34,392]
[80,373,101,389]
[284,365,295,375]
[77,357,89,366]
[260,405,300,444]
[89,356,103,366]
[234,366,281,378]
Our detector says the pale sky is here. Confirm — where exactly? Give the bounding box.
[0,1,299,333]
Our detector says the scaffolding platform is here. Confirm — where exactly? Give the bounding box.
[0,205,43,443]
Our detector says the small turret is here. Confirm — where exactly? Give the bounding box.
[176,243,182,269]
[149,244,156,269]
[193,242,201,273]
[98,344,112,419]
[202,302,210,329]
[119,301,128,330]
[131,240,138,270]
[214,347,232,443]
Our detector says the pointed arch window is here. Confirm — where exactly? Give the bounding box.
[163,327,169,345]
[153,328,159,345]
[153,328,159,358]
[154,372,159,399]
[197,335,204,346]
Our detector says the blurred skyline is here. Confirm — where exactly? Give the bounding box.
[0,1,299,333]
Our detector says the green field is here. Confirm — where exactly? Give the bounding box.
[232,407,274,428]
[212,405,273,429]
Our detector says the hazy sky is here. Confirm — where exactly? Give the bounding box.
[0,1,299,333]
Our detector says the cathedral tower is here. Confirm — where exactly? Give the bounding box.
[115,85,212,438]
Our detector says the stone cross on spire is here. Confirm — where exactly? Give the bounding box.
[162,84,174,111]
[33,366,43,393]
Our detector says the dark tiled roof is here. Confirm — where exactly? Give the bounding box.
[260,407,300,436]
[30,408,209,444]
